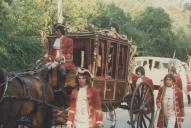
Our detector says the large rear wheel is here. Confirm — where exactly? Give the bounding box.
[130,82,154,128]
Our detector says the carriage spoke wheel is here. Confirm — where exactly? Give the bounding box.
[130,82,154,128]
[103,101,117,128]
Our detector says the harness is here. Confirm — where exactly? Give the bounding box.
[0,76,8,103]
[0,66,66,112]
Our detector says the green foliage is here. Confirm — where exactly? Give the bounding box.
[1,0,191,71]
[0,0,55,71]
[172,29,191,60]
[136,7,171,35]
[135,7,174,57]
[90,3,129,30]
[63,0,101,28]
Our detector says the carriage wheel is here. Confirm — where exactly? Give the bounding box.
[130,82,154,128]
[103,101,117,128]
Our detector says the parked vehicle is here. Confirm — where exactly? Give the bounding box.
[133,56,188,88]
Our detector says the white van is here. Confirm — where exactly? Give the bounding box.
[133,56,188,88]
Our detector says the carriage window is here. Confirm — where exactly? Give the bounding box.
[163,63,169,69]
[73,39,92,70]
[107,43,117,78]
[118,45,127,79]
[149,59,153,70]
[154,61,160,69]
[143,61,147,67]
[96,41,107,76]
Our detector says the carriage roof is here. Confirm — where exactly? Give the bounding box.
[49,30,132,46]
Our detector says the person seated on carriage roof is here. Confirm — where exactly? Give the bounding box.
[133,66,154,90]
[108,23,128,40]
[67,68,103,128]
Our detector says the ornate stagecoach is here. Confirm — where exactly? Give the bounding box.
[0,30,155,128]
[62,30,155,128]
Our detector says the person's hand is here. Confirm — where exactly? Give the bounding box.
[66,125,72,128]
[66,123,72,128]
[55,56,60,61]
[43,53,48,59]
[60,56,65,64]
[96,123,103,128]
[66,121,72,128]
[156,102,161,109]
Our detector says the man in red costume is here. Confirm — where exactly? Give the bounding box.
[156,74,184,128]
[48,24,75,88]
[133,66,154,90]
[66,68,103,128]
[48,25,75,70]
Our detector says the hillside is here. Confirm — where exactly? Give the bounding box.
[103,0,191,33]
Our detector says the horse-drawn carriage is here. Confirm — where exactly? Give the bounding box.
[0,30,155,128]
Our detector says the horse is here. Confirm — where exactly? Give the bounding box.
[0,61,78,128]
[0,65,55,128]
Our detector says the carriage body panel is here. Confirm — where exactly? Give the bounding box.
[66,32,132,106]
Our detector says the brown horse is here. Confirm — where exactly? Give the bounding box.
[0,66,55,128]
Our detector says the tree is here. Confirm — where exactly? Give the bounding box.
[63,0,101,28]
[90,3,129,31]
[173,28,191,61]
[0,0,56,71]
[135,7,174,57]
